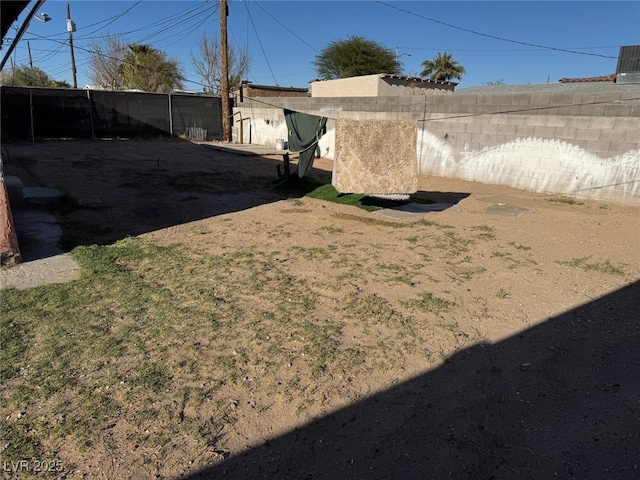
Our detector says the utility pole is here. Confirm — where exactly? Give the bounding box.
[28,41,33,68]
[67,1,77,88]
[220,0,231,142]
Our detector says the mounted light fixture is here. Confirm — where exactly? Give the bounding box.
[34,12,51,22]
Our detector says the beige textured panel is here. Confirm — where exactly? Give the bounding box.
[333,120,418,195]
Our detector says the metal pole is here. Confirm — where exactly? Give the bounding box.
[29,89,35,143]
[87,89,95,139]
[67,1,77,88]
[168,93,174,136]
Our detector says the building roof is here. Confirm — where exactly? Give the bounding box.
[239,81,308,93]
[309,73,458,87]
[559,74,617,83]
[377,74,458,87]
[456,81,639,95]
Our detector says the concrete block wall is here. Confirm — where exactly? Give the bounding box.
[233,85,640,205]
[0,153,21,266]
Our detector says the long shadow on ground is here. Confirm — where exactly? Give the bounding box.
[180,280,640,480]
[3,140,469,260]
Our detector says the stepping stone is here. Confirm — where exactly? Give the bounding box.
[375,202,457,220]
[23,187,63,206]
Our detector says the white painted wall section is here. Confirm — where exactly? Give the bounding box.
[417,128,640,205]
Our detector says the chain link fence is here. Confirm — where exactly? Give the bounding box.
[0,86,222,142]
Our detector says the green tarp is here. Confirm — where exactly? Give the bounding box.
[284,109,327,178]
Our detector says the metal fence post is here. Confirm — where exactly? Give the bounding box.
[168,92,174,137]
[29,88,35,143]
[87,89,96,139]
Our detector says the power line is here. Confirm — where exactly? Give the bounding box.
[253,2,319,54]
[17,2,217,82]
[131,3,218,46]
[23,2,214,43]
[375,1,617,60]
[78,1,142,36]
[398,46,622,54]
[243,0,278,86]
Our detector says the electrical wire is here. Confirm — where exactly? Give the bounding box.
[397,46,622,54]
[131,3,218,46]
[78,1,143,37]
[243,0,278,86]
[11,2,298,108]
[25,30,208,90]
[375,1,617,59]
[19,2,217,81]
[253,2,319,53]
[23,1,213,43]
[22,29,302,115]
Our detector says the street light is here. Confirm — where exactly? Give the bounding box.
[0,0,49,71]
[395,47,412,63]
[34,13,51,23]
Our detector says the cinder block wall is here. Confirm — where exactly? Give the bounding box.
[0,157,21,266]
[233,86,640,205]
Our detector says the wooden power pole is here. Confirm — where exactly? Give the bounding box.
[67,1,78,88]
[220,0,231,142]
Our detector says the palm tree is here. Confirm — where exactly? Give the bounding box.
[420,52,465,82]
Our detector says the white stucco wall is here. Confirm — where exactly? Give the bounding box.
[417,129,640,205]
[233,92,639,206]
[311,76,381,97]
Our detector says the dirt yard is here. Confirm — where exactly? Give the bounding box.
[1,139,639,479]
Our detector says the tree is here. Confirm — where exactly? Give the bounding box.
[50,80,71,88]
[190,34,250,94]
[119,44,184,93]
[420,52,465,82]
[88,35,127,90]
[0,65,66,87]
[313,36,400,80]
[483,79,505,85]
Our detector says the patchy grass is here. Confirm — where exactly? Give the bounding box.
[496,288,510,299]
[275,179,434,212]
[438,231,474,258]
[472,225,496,240]
[47,188,80,215]
[509,241,531,251]
[1,233,471,473]
[404,292,455,314]
[170,171,269,192]
[557,256,625,276]
[547,196,584,206]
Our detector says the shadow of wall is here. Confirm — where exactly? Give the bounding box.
[181,280,640,480]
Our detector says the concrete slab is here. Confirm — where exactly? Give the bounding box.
[23,187,63,206]
[0,253,80,290]
[485,204,530,216]
[374,209,420,220]
[203,143,291,157]
[393,202,456,213]
[374,202,459,220]
[12,209,65,261]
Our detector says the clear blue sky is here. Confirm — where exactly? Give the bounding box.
[7,0,640,90]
